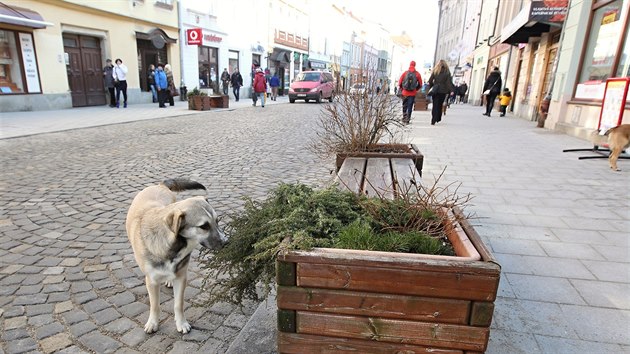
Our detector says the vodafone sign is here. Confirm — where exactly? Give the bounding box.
[186,28,202,45]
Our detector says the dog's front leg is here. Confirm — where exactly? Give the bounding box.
[172,274,191,333]
[144,276,160,333]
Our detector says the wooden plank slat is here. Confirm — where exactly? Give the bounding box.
[296,263,499,301]
[362,157,394,199]
[296,311,489,352]
[335,157,366,194]
[279,248,501,275]
[277,286,470,324]
[453,206,500,265]
[391,157,422,194]
[278,332,463,354]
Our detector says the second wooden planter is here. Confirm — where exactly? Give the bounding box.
[336,143,424,177]
[276,207,500,353]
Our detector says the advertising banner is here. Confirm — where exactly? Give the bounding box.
[598,78,630,134]
[529,1,568,22]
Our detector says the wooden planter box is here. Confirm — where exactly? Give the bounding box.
[414,92,429,111]
[276,207,500,353]
[188,96,214,111]
[208,95,229,108]
[336,143,424,177]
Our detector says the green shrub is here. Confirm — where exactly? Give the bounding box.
[200,182,467,307]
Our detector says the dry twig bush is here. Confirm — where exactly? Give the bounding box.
[310,63,405,157]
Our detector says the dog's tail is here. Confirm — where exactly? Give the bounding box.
[162,179,206,192]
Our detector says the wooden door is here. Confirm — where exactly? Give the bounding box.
[65,45,86,107]
[64,34,106,107]
[139,51,157,91]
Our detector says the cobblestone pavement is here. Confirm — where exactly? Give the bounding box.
[0,103,332,354]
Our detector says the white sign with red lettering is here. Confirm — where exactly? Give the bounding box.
[187,28,202,45]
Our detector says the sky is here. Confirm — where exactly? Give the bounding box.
[350,0,439,64]
[185,0,440,65]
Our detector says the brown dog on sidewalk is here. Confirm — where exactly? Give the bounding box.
[603,124,630,171]
[126,179,226,334]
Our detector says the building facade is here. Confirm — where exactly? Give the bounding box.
[546,0,630,138]
[1,0,407,112]
[0,0,180,112]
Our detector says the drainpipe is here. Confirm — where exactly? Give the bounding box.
[433,0,443,65]
[177,0,187,100]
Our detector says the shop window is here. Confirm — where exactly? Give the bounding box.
[575,0,629,99]
[0,30,26,94]
[199,46,218,89]
[615,31,630,77]
[252,53,261,80]
[229,50,239,74]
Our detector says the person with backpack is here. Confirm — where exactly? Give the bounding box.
[398,61,423,124]
[482,67,502,117]
[427,60,454,125]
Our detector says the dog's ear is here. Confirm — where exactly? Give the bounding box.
[164,209,185,235]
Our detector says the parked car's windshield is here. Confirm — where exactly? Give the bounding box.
[295,72,321,82]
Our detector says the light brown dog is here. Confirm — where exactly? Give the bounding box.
[604,124,630,171]
[126,179,226,333]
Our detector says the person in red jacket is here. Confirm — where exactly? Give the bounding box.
[398,61,423,123]
[252,68,267,107]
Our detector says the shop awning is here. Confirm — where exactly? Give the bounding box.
[501,1,567,45]
[0,3,53,28]
[271,50,291,62]
[136,28,177,49]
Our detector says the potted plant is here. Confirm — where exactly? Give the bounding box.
[310,66,424,175]
[187,87,208,111]
[199,178,500,353]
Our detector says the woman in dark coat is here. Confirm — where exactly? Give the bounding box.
[482,67,502,117]
[427,60,453,125]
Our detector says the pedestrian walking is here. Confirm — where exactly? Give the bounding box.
[499,88,512,117]
[252,68,267,107]
[147,64,158,103]
[457,82,468,103]
[230,69,243,101]
[155,63,168,108]
[112,58,128,108]
[427,60,453,125]
[397,60,423,124]
[269,73,280,101]
[164,64,175,106]
[482,67,502,117]
[221,68,230,96]
[103,59,116,107]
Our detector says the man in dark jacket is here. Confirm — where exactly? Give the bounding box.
[482,67,502,117]
[221,68,230,96]
[230,69,243,101]
[398,61,423,124]
[103,59,115,107]
[457,82,468,103]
